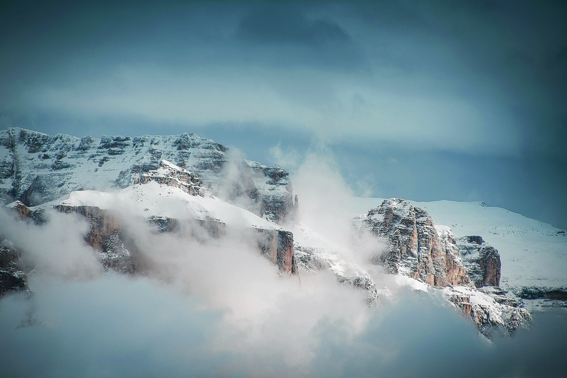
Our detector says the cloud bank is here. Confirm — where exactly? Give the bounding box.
[1,274,566,378]
[2,1,566,158]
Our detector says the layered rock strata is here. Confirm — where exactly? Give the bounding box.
[353,198,530,337]
[134,160,202,196]
[54,205,298,276]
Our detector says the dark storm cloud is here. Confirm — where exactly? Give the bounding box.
[342,0,567,159]
[2,0,565,157]
[232,5,364,70]
[236,6,351,46]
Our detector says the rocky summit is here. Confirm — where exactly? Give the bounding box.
[354,198,469,287]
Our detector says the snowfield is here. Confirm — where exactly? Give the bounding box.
[58,182,278,231]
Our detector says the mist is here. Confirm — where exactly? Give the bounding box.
[1,275,566,378]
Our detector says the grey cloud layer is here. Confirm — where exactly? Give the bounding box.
[2,1,566,157]
[236,6,352,47]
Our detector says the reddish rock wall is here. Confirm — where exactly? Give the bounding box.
[356,198,470,287]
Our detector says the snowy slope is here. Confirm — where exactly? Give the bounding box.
[57,182,277,231]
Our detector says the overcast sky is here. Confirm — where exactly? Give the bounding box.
[1,0,566,228]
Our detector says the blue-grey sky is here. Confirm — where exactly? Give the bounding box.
[1,0,566,228]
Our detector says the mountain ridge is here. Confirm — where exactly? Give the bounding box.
[1,128,565,340]
[0,127,296,223]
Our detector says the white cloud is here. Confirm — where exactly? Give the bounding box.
[269,144,302,171]
[0,209,102,279]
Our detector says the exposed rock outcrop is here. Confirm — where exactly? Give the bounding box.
[352,198,532,337]
[255,228,298,275]
[148,216,226,240]
[9,200,32,220]
[446,286,531,338]
[53,206,298,276]
[246,162,296,223]
[134,160,202,196]
[293,243,383,305]
[457,236,501,287]
[1,202,32,299]
[513,286,567,302]
[56,205,135,274]
[294,245,332,273]
[0,240,28,298]
[354,198,469,287]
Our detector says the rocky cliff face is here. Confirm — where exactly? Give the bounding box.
[0,239,28,298]
[0,128,295,223]
[50,158,298,276]
[246,162,296,223]
[457,236,501,288]
[255,229,298,275]
[135,160,203,196]
[56,205,136,274]
[1,128,543,340]
[10,200,32,220]
[354,198,469,287]
[0,203,34,298]
[54,205,299,276]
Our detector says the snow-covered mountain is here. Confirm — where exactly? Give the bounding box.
[0,127,296,223]
[1,128,565,340]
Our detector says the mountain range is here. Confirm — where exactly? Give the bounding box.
[1,127,566,341]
